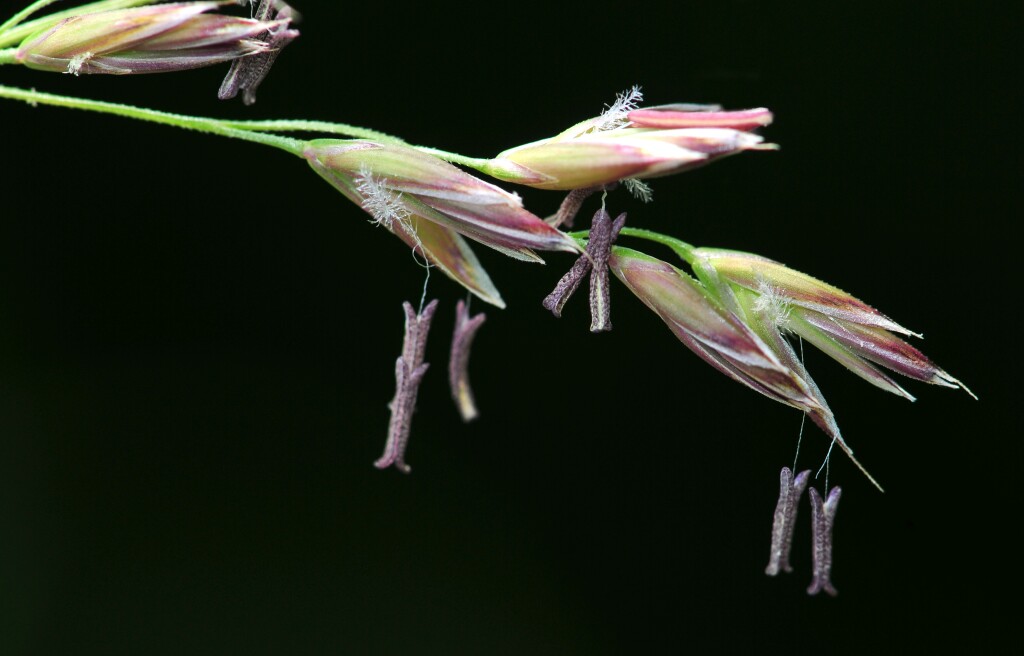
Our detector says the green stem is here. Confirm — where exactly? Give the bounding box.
[0,0,62,37]
[618,227,696,264]
[217,118,410,145]
[0,47,17,65]
[567,226,696,264]
[0,0,157,49]
[414,147,490,171]
[0,83,305,156]
[0,84,490,173]
[221,119,491,170]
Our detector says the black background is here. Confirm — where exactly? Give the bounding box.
[1,1,1018,653]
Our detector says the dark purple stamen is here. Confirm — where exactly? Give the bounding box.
[542,208,626,332]
[375,299,439,473]
[807,486,842,596]
[542,252,591,318]
[587,208,617,332]
[765,467,811,576]
[549,186,598,229]
[449,300,486,422]
[219,0,299,104]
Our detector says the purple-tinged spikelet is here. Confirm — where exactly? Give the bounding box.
[15,2,295,76]
[482,89,775,190]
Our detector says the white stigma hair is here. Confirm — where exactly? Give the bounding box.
[595,85,644,133]
[753,277,793,330]
[356,164,411,230]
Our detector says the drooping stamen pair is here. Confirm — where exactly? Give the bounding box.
[543,207,626,333]
[765,466,841,596]
[375,297,487,472]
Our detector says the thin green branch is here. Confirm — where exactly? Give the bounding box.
[617,227,696,264]
[217,118,410,145]
[567,226,696,264]
[219,119,491,171]
[412,147,490,171]
[0,84,492,175]
[0,83,305,156]
[0,47,17,65]
[0,0,63,37]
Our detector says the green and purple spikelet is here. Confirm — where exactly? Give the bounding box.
[15,1,292,75]
[609,241,972,489]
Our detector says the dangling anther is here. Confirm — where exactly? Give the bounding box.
[218,0,300,104]
[765,467,811,576]
[374,299,439,473]
[548,185,614,229]
[542,208,626,332]
[449,300,486,422]
[807,485,842,596]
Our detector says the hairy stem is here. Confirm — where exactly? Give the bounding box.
[413,147,490,171]
[0,83,305,155]
[217,118,411,145]
[217,119,488,168]
[0,83,490,170]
